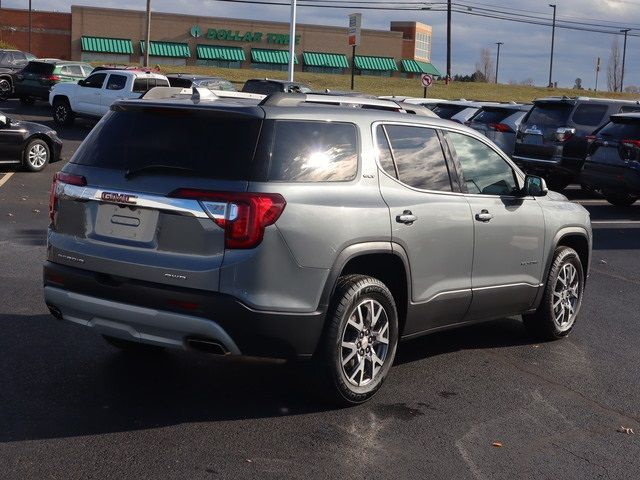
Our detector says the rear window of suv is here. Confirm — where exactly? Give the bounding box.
[597,120,640,139]
[432,104,467,119]
[525,102,572,127]
[70,108,262,180]
[571,104,608,126]
[470,107,512,124]
[22,62,54,75]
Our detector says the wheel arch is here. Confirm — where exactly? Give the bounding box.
[24,133,55,160]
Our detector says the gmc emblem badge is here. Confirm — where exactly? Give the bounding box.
[101,191,138,205]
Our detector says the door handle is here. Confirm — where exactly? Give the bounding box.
[396,210,417,225]
[475,209,494,222]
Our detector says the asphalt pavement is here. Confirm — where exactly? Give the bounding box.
[1,99,639,480]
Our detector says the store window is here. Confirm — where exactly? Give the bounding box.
[196,59,242,69]
[251,63,288,72]
[303,65,346,75]
[357,70,392,77]
[415,32,432,60]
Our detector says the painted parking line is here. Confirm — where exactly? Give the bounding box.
[0,172,14,188]
[591,220,640,225]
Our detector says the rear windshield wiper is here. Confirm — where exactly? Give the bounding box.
[124,165,198,179]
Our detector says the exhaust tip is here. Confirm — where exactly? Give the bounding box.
[186,338,229,355]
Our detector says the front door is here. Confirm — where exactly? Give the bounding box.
[444,130,545,321]
[76,72,106,116]
[375,123,474,336]
[0,116,23,161]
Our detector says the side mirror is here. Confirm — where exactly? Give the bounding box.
[523,174,548,197]
[78,79,86,86]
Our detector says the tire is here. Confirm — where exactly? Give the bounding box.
[602,189,638,207]
[52,97,75,126]
[20,96,35,105]
[0,78,10,101]
[23,138,50,172]
[314,274,399,405]
[102,335,166,354]
[523,246,584,341]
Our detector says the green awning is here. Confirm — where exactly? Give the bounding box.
[251,48,298,64]
[140,41,190,58]
[402,59,442,76]
[303,51,349,68]
[81,36,133,54]
[354,55,398,71]
[197,44,245,61]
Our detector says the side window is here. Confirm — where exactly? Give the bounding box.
[572,104,608,126]
[620,105,640,114]
[156,78,169,87]
[132,78,150,93]
[81,65,94,77]
[12,52,26,61]
[83,73,107,89]
[107,74,127,91]
[59,66,71,75]
[67,65,83,76]
[375,125,397,177]
[382,124,452,192]
[269,121,358,182]
[447,132,518,196]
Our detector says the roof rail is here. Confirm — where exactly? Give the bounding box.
[141,86,265,102]
[259,92,407,111]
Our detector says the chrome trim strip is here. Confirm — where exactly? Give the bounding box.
[59,184,210,218]
[473,282,543,291]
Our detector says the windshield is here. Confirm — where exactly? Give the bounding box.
[525,102,572,127]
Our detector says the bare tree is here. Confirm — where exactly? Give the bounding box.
[519,78,535,86]
[475,48,495,83]
[607,38,622,92]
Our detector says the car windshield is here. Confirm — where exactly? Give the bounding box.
[598,120,640,139]
[525,102,572,127]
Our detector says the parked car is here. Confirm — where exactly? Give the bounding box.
[15,60,94,104]
[431,100,500,124]
[581,113,640,206]
[167,73,236,91]
[49,69,169,125]
[380,96,448,111]
[513,96,640,190]
[0,49,36,100]
[466,104,531,156]
[44,91,591,404]
[242,78,312,94]
[0,111,62,172]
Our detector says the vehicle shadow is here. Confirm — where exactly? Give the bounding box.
[0,313,532,443]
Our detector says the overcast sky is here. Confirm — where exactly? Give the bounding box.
[4,0,640,89]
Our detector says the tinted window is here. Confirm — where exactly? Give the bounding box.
[132,77,169,93]
[209,79,236,91]
[12,52,26,61]
[470,108,512,124]
[432,104,467,119]
[269,121,358,182]
[383,125,452,192]
[106,74,127,90]
[244,81,281,94]
[572,104,608,126]
[620,106,640,114]
[375,125,397,177]
[598,120,640,139]
[168,77,193,88]
[71,108,262,180]
[84,73,106,88]
[22,62,54,75]
[525,103,572,127]
[447,132,518,195]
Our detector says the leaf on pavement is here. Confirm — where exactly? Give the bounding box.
[492,442,503,447]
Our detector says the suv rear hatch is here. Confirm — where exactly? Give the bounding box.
[431,103,469,120]
[587,117,640,167]
[17,61,56,87]
[48,102,277,292]
[467,106,517,139]
[514,100,574,161]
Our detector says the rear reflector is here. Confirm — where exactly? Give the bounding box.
[169,189,286,249]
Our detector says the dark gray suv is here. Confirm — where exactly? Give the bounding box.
[44,91,592,404]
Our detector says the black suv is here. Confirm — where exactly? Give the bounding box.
[581,113,640,206]
[242,78,312,95]
[513,96,640,190]
[0,49,36,100]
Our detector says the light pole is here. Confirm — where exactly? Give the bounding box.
[620,28,631,92]
[287,0,297,81]
[144,0,151,67]
[548,4,556,88]
[446,0,452,83]
[28,0,32,53]
[495,42,503,84]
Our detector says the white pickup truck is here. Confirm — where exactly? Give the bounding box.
[49,69,169,126]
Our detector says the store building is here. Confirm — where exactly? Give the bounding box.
[1,5,441,78]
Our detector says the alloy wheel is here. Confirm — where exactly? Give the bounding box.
[552,262,580,330]
[27,143,48,168]
[0,79,10,100]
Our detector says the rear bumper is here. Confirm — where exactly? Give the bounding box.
[581,162,640,193]
[512,154,583,177]
[14,83,50,100]
[43,261,326,359]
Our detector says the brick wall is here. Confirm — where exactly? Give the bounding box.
[0,8,71,59]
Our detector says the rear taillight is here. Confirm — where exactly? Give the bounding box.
[45,74,60,82]
[49,172,87,224]
[585,135,597,143]
[554,127,575,142]
[169,189,286,249]
[621,139,640,149]
[488,123,513,133]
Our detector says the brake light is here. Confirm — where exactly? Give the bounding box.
[488,123,513,133]
[49,172,87,224]
[621,139,640,148]
[45,74,60,82]
[169,189,286,249]
[554,127,575,142]
[585,135,597,143]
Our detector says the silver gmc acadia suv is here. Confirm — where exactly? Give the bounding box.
[44,89,592,404]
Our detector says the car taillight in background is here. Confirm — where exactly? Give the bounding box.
[49,172,87,224]
[44,74,61,82]
[585,135,597,143]
[620,139,640,160]
[488,123,514,133]
[555,127,576,142]
[621,139,640,149]
[169,189,286,249]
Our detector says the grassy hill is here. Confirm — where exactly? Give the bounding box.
[146,64,639,103]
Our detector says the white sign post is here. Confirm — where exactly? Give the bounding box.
[348,13,362,90]
[420,73,433,98]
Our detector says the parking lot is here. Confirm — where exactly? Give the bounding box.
[1,99,640,479]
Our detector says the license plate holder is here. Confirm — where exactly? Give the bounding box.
[94,204,158,242]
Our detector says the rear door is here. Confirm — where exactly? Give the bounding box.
[375,123,474,335]
[444,130,545,320]
[50,106,265,292]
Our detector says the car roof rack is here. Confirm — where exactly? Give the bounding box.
[259,92,407,112]
[141,86,265,102]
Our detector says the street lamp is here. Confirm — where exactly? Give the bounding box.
[28,0,32,53]
[548,4,556,88]
[620,28,631,92]
[144,0,151,67]
[495,42,503,84]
